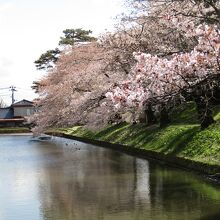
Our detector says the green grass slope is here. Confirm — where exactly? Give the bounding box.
[58,102,220,167]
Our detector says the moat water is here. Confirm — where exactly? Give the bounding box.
[1,135,220,220]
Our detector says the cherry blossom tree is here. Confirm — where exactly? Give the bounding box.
[128,0,220,24]
[106,17,220,128]
[100,0,208,125]
[30,42,128,134]
[31,0,219,133]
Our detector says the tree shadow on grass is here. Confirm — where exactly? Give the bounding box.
[111,123,148,143]
[94,122,201,158]
[94,123,128,140]
[160,126,200,156]
[117,124,160,146]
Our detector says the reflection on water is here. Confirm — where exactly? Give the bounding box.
[1,135,220,220]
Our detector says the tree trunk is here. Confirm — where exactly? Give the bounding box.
[146,104,157,125]
[160,105,170,128]
[139,104,157,125]
[139,110,147,123]
[194,96,215,129]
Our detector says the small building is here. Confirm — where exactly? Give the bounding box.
[12,99,35,117]
[0,99,35,127]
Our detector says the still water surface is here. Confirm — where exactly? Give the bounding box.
[1,135,220,220]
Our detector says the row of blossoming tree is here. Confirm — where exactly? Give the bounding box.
[30,0,220,133]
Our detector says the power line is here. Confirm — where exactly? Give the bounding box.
[17,87,33,92]
[0,87,10,90]
[0,86,32,104]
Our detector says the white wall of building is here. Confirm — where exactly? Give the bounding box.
[14,107,35,117]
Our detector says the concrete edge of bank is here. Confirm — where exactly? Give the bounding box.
[46,131,220,181]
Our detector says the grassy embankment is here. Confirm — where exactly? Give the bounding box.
[0,127,30,134]
[54,102,220,174]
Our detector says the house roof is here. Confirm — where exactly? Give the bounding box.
[12,99,33,107]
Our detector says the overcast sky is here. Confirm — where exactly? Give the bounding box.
[0,0,125,105]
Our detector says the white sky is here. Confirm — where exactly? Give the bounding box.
[0,0,125,106]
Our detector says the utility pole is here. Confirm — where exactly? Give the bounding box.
[9,86,17,105]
